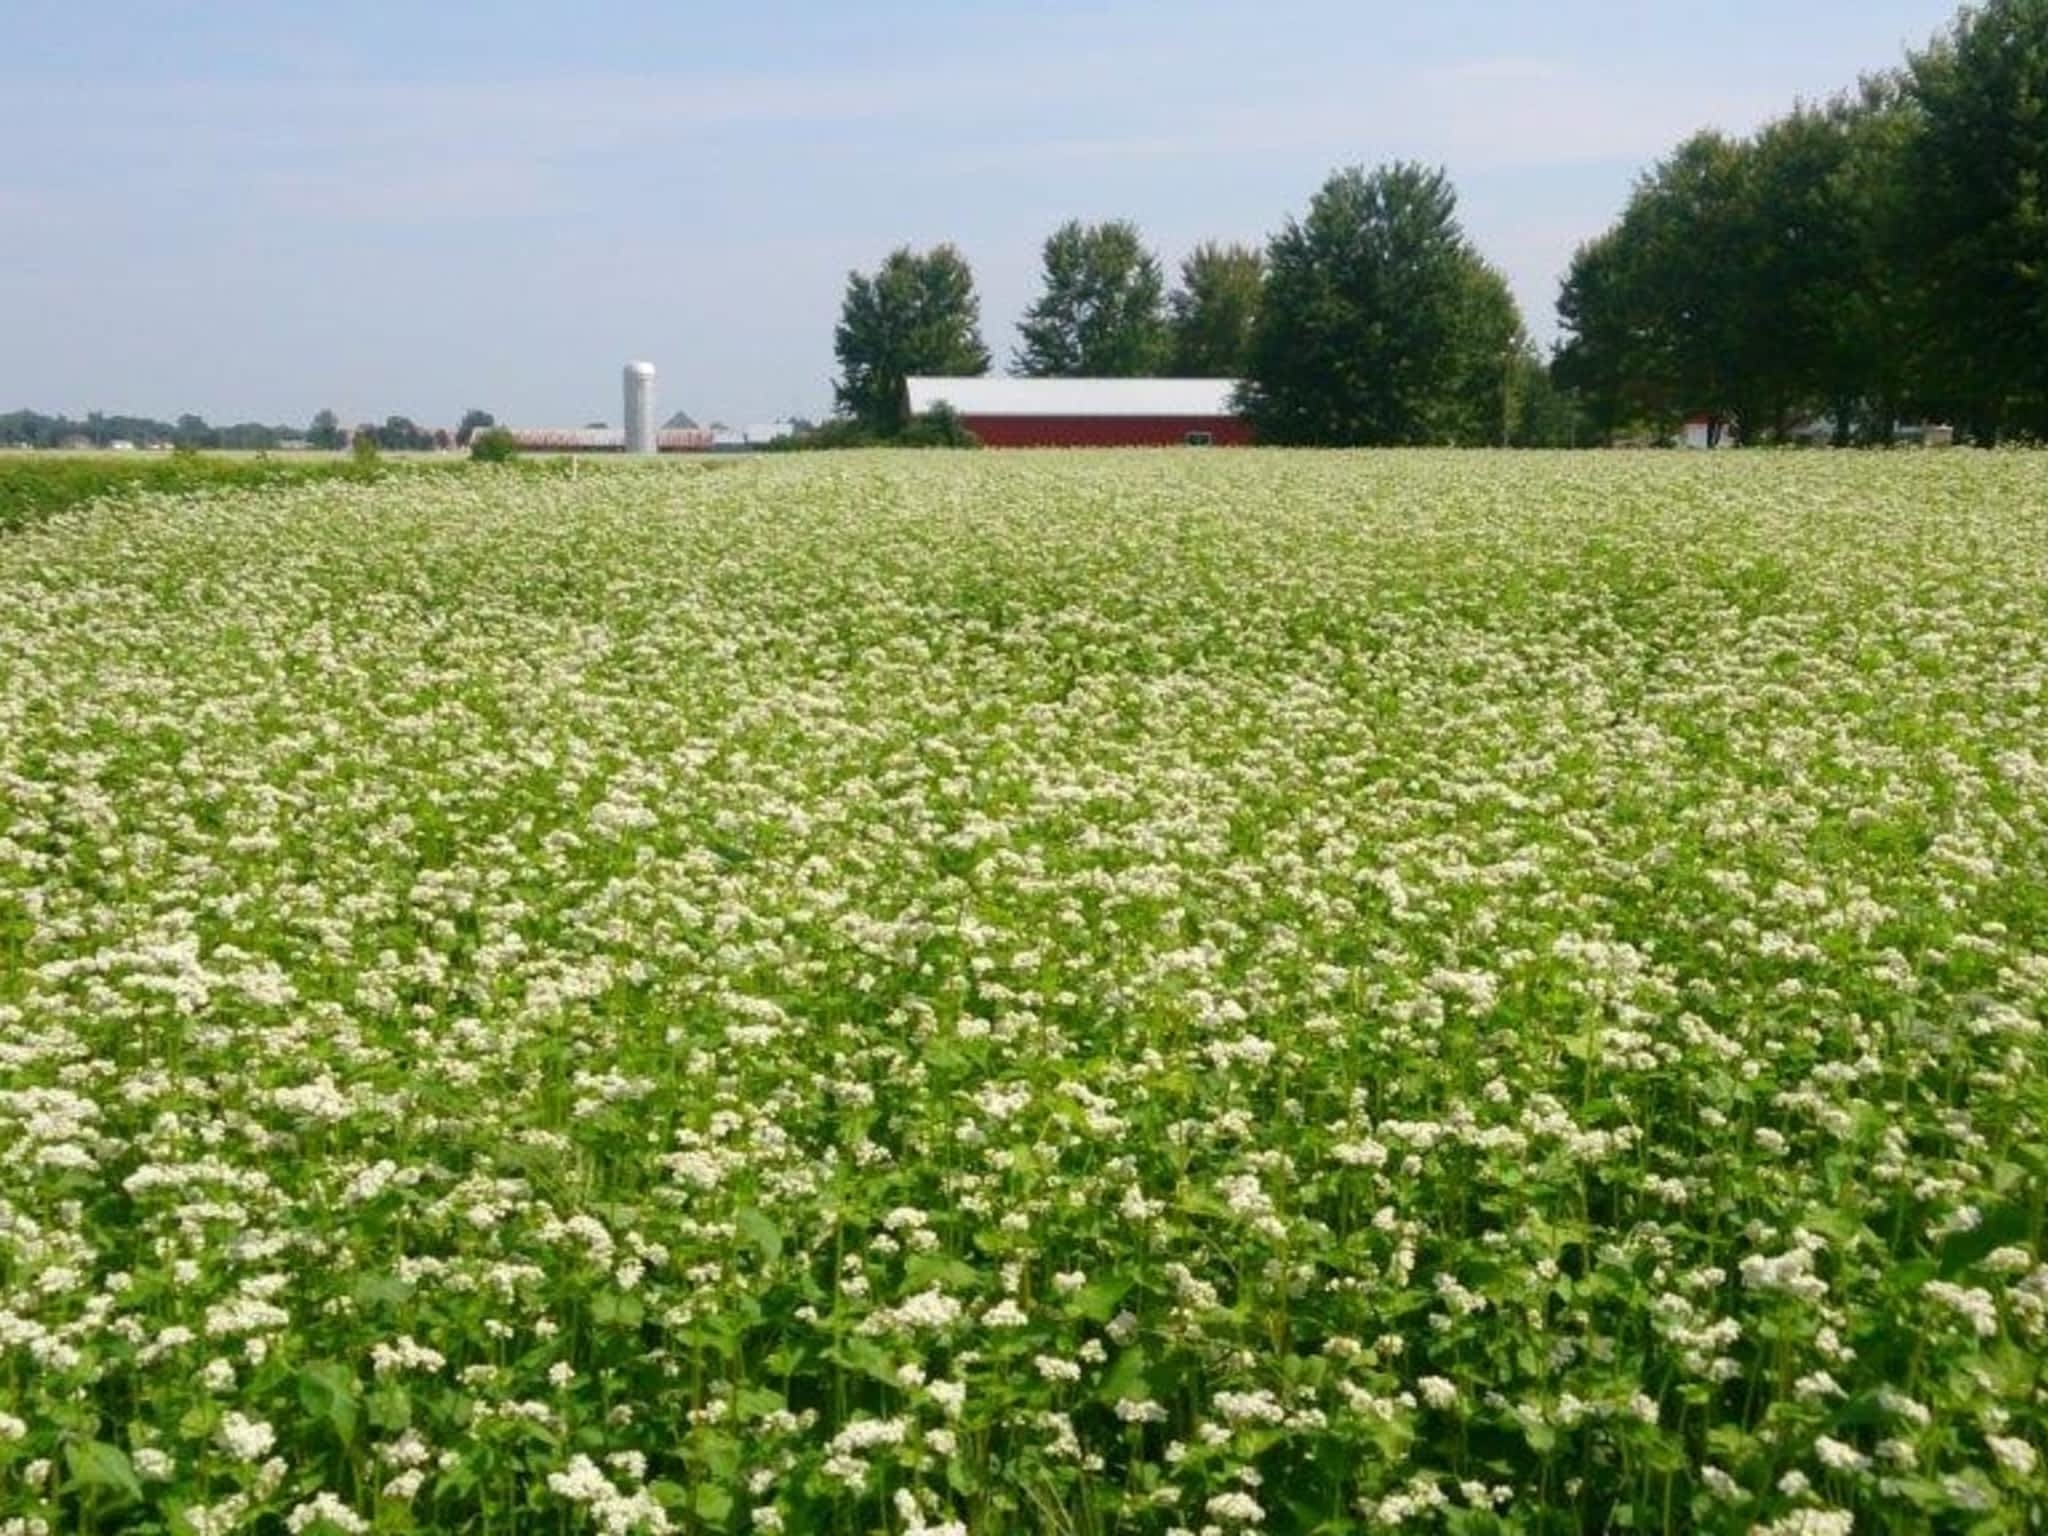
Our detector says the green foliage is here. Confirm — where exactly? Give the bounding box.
[1555,120,1892,444]
[1015,219,1171,377]
[297,1362,362,1446]
[834,244,991,436]
[1244,163,1531,444]
[307,408,344,451]
[1557,0,2048,444]
[455,409,496,448]
[64,1442,142,1506]
[1168,242,1264,377]
[764,417,881,451]
[5,453,2048,1533]
[349,429,382,466]
[1906,0,2048,440]
[0,407,300,451]
[768,407,980,451]
[1507,354,1586,447]
[0,453,407,534]
[1555,132,1758,440]
[367,415,438,452]
[896,403,981,449]
[468,427,520,464]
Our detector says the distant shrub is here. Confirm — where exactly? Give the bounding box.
[469,428,520,464]
[763,418,877,452]
[350,431,381,467]
[769,407,980,451]
[896,403,982,449]
[0,454,446,534]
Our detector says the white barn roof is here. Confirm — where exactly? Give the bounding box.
[906,376,1241,418]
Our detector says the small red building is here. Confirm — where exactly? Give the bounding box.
[905,377,1252,447]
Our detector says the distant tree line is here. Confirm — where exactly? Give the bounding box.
[0,409,303,451]
[1558,0,2048,444]
[831,0,2044,448]
[828,180,1570,447]
[2,407,501,454]
[351,416,454,453]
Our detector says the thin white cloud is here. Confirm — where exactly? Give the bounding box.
[248,159,575,223]
[1428,56,1566,83]
[5,69,992,154]
[940,67,1781,176]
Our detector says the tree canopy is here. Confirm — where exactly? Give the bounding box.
[1243,164,1530,445]
[1014,220,1171,377]
[1169,243,1264,377]
[1557,0,2048,444]
[1907,0,2048,438]
[833,245,991,436]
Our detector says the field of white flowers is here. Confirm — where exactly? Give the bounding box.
[2,451,2046,1536]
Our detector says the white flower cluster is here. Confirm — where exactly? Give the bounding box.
[3,452,2047,1531]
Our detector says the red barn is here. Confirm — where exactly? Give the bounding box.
[905,377,1252,447]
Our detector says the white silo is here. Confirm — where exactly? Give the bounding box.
[623,361,657,455]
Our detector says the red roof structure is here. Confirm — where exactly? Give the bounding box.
[905,377,1251,448]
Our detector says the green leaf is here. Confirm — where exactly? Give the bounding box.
[367,1384,412,1433]
[693,1484,734,1524]
[902,1253,980,1291]
[66,1441,143,1505]
[298,1361,361,1446]
[1797,1205,1868,1247]
[692,1432,742,1481]
[1067,1274,1132,1323]
[1938,1203,2031,1275]
[591,1290,646,1329]
[735,1386,787,1420]
[1097,1345,1151,1405]
[735,1207,783,1263]
[353,1273,414,1312]
[827,1336,903,1389]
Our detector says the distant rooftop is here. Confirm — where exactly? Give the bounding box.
[906,377,1242,419]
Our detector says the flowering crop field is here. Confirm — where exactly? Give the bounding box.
[3,451,2047,1536]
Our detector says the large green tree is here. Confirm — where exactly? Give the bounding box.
[1825,78,1925,441]
[833,245,991,435]
[1242,164,1529,445]
[1014,220,1170,377]
[1741,110,1863,438]
[1627,132,1764,438]
[1905,0,2048,439]
[1554,89,1926,444]
[1553,132,1775,441]
[1168,242,1264,376]
[1552,229,1649,441]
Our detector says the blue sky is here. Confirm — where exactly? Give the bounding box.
[2,0,1962,430]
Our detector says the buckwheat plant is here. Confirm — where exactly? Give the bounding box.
[2,450,2045,1534]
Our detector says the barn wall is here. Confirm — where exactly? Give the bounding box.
[960,415,1254,448]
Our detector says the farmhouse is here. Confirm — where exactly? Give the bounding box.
[905,377,1252,448]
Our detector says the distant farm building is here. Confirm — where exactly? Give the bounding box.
[1680,413,1734,450]
[905,377,1252,447]
[711,423,800,451]
[494,427,716,454]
